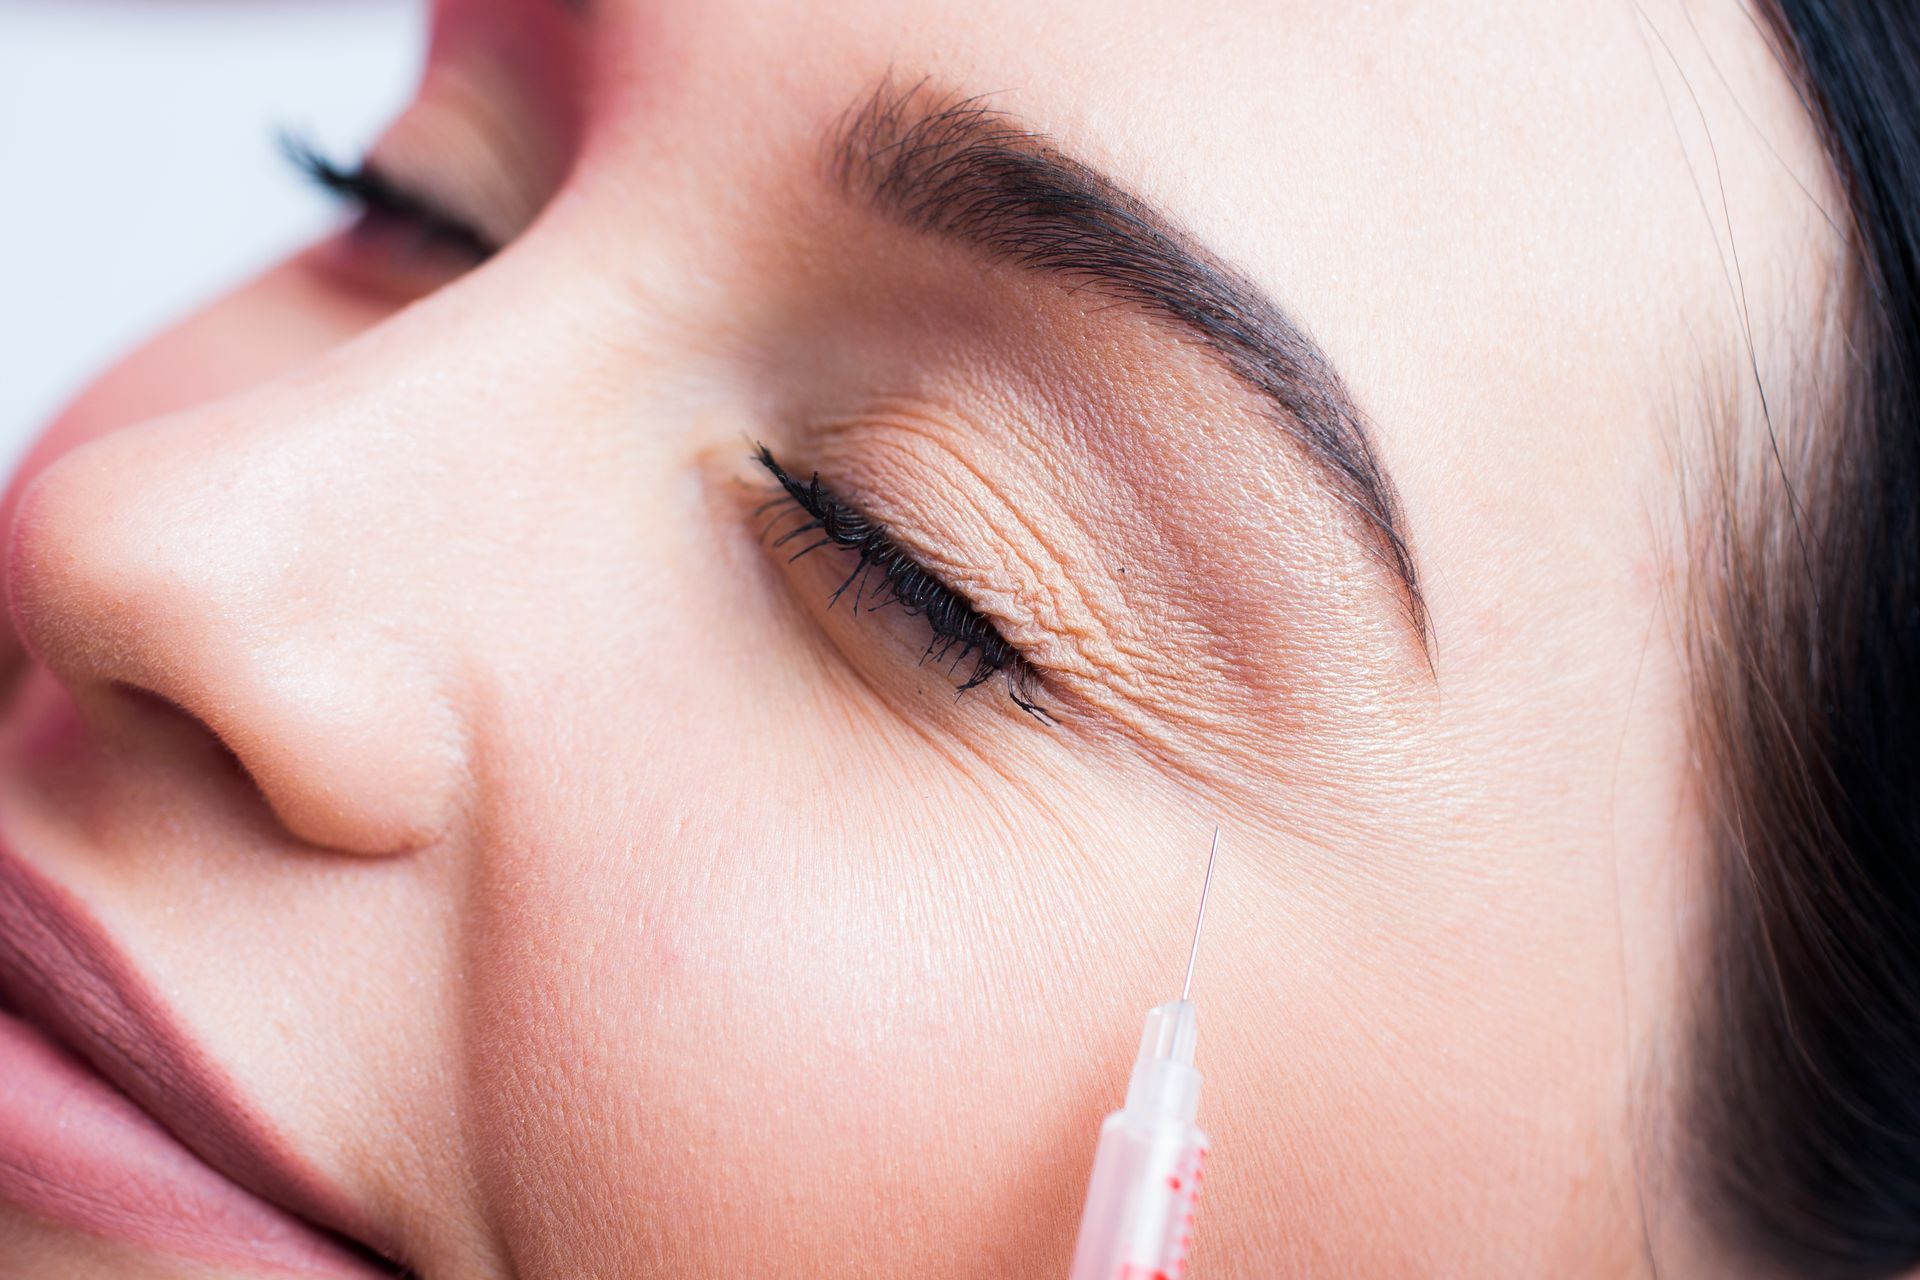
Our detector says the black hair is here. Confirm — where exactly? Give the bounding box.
[1688,3,1920,1276]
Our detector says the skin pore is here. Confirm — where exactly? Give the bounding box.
[0,1,1842,1276]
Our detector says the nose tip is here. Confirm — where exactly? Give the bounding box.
[6,429,467,858]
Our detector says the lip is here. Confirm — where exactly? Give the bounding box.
[0,831,408,1277]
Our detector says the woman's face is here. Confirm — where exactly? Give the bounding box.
[0,1,1835,1275]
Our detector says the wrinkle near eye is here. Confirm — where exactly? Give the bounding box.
[751,443,1052,723]
[800,408,1172,722]
[784,384,1424,801]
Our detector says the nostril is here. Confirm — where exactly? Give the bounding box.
[92,676,456,859]
[101,680,257,792]
[0,645,29,718]
[0,585,28,715]
[108,682,237,755]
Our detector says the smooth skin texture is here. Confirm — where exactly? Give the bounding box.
[0,0,1840,1275]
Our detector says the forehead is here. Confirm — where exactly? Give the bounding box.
[486,0,1822,379]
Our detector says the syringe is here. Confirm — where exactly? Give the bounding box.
[1067,827,1220,1280]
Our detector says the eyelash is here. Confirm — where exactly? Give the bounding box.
[276,130,495,262]
[753,445,1053,724]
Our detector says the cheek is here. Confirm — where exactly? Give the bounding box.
[457,663,1199,1277]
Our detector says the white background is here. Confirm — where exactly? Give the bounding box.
[0,0,425,468]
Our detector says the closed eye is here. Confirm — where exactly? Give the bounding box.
[277,129,497,262]
[753,444,1054,725]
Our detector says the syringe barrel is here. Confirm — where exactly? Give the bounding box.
[1065,1107,1209,1280]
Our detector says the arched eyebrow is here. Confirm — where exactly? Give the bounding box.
[829,78,1430,654]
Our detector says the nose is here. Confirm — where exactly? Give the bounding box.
[5,393,469,857]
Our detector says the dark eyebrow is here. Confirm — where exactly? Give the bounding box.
[828,79,1429,652]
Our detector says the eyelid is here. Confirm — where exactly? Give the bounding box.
[277,130,497,261]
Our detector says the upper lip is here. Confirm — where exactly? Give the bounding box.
[0,827,407,1273]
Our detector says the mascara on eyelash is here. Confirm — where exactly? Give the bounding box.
[275,128,497,262]
[751,444,1054,724]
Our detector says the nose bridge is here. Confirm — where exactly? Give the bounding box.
[7,358,475,858]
